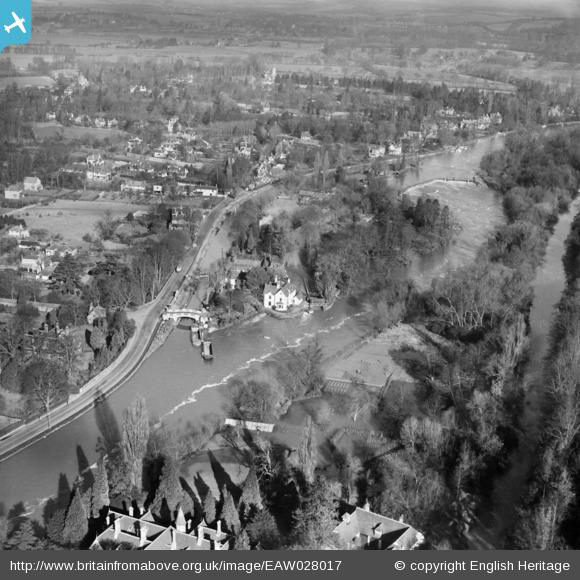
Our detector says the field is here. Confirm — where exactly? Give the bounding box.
[0,76,56,90]
[10,198,148,246]
[30,122,130,143]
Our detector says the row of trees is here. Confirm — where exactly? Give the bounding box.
[511,206,580,549]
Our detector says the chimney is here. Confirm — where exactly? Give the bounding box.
[214,540,221,551]
[363,501,370,512]
[170,528,177,550]
[197,524,204,546]
[128,505,133,517]
[186,518,192,533]
[107,513,113,526]
[216,519,222,537]
[399,515,404,523]
[113,518,121,540]
[139,525,148,548]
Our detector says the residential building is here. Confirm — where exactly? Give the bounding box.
[4,185,23,200]
[121,180,147,195]
[333,503,424,550]
[91,507,230,550]
[20,254,51,275]
[368,144,386,159]
[23,177,43,192]
[87,303,107,326]
[263,278,302,311]
[7,225,30,240]
[86,155,114,182]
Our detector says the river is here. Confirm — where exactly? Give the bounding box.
[0,135,508,518]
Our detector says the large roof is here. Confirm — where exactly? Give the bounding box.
[334,506,422,550]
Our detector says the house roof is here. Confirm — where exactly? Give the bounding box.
[334,506,423,550]
[92,508,229,551]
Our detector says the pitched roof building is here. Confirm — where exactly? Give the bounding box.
[333,504,424,550]
[91,507,230,550]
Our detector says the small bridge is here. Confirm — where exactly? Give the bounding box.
[161,308,208,322]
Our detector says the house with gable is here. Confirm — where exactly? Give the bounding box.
[263,277,303,312]
[23,177,43,192]
[91,505,230,551]
[333,503,424,550]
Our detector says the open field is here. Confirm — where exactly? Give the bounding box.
[0,76,56,90]
[10,199,148,246]
[30,122,130,143]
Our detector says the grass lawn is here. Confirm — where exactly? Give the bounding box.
[11,199,148,247]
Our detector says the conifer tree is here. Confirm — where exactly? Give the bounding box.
[220,488,241,534]
[62,488,88,546]
[202,490,217,524]
[152,457,182,520]
[4,519,45,550]
[239,466,263,520]
[46,508,66,545]
[233,529,251,550]
[91,457,110,519]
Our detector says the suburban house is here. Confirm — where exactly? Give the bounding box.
[7,225,30,240]
[224,257,262,290]
[263,278,302,311]
[169,206,189,230]
[23,177,43,192]
[120,180,147,195]
[20,254,52,276]
[4,185,23,200]
[91,506,230,550]
[333,503,424,550]
[86,154,114,182]
[87,303,107,326]
[368,144,386,158]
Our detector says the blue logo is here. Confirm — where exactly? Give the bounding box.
[1,1,31,52]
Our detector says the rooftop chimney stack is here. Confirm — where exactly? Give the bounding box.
[170,528,177,550]
[113,518,121,540]
[139,525,148,548]
[216,519,222,537]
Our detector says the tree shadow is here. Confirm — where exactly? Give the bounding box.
[43,472,72,526]
[94,391,121,456]
[208,450,238,503]
[76,445,95,491]
[193,473,215,510]
[179,477,201,523]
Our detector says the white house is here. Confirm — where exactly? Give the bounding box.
[4,185,23,200]
[7,225,30,240]
[23,177,43,192]
[368,144,386,159]
[120,180,147,195]
[263,278,302,312]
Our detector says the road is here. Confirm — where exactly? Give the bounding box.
[0,186,263,463]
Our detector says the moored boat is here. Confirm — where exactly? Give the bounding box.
[201,340,214,361]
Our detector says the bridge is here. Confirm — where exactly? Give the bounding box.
[161,307,209,323]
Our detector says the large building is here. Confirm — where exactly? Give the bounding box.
[91,506,230,551]
[23,177,43,192]
[333,504,424,550]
